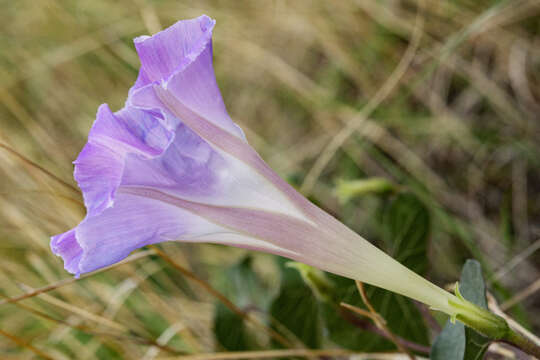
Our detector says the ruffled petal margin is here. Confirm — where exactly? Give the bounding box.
[51,15,249,275]
[51,15,301,276]
[53,103,177,275]
[74,104,174,216]
[129,14,245,139]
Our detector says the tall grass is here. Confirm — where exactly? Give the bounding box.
[1,0,539,358]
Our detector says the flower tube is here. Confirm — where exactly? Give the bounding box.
[51,16,514,342]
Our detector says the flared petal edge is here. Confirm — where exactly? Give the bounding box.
[74,104,175,216]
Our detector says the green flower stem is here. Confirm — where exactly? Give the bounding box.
[289,263,540,357]
[503,327,540,359]
[449,295,509,339]
[449,291,540,358]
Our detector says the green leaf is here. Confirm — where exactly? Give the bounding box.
[214,302,249,351]
[461,260,491,360]
[430,321,466,360]
[269,257,321,349]
[321,274,430,351]
[212,256,269,351]
[219,256,270,308]
[382,192,430,274]
[459,259,488,309]
[431,260,491,360]
[320,275,387,351]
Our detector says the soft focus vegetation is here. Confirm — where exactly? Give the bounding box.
[1,0,539,359]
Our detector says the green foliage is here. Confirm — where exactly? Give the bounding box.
[214,302,250,351]
[213,256,268,350]
[459,260,488,309]
[319,275,388,351]
[1,0,539,358]
[431,322,466,360]
[382,193,430,274]
[269,258,321,349]
[431,260,491,360]
[320,274,431,352]
[335,177,396,204]
[283,192,431,352]
[284,262,334,302]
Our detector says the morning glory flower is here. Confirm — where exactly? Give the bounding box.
[48,16,540,354]
[51,15,461,317]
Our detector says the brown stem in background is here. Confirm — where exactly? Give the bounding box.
[413,301,441,332]
[502,330,540,359]
[354,281,416,359]
[487,293,540,358]
[339,305,430,355]
[0,328,54,360]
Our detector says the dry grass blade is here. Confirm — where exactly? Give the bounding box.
[0,142,79,195]
[0,328,55,360]
[300,0,425,195]
[339,303,430,355]
[340,302,385,327]
[3,297,183,355]
[490,238,540,283]
[350,281,415,360]
[500,278,540,311]
[0,249,155,306]
[1,0,539,358]
[142,322,186,360]
[156,349,426,360]
[149,245,294,348]
[19,283,127,332]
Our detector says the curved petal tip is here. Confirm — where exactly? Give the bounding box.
[133,15,216,87]
[50,229,83,277]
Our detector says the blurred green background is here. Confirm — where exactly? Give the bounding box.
[1,0,539,359]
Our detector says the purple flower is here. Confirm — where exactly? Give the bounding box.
[51,15,456,315]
